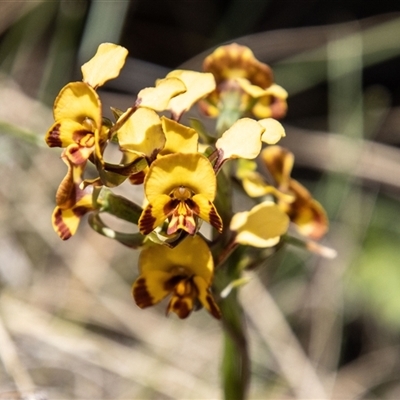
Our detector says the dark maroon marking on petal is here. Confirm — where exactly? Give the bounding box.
[189,198,222,232]
[138,205,157,235]
[169,298,191,319]
[164,199,178,215]
[209,203,223,233]
[76,132,95,147]
[186,198,199,213]
[206,294,221,319]
[133,277,154,308]
[55,174,75,208]
[163,275,185,291]
[213,148,225,172]
[53,208,72,240]
[147,148,161,164]
[46,123,62,147]
[176,300,191,319]
[73,206,91,218]
[129,170,146,185]
[66,145,89,165]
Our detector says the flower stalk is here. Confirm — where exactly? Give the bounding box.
[216,246,250,400]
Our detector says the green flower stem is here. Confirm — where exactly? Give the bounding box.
[216,89,244,135]
[216,246,250,400]
[214,87,250,399]
[108,105,137,136]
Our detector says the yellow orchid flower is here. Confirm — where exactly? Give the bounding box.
[52,144,94,240]
[200,43,288,120]
[139,153,223,236]
[230,201,290,248]
[132,235,221,319]
[45,82,103,162]
[261,146,329,240]
[45,43,128,162]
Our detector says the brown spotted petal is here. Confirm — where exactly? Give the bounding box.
[251,84,288,120]
[286,179,329,240]
[166,276,197,318]
[52,145,94,240]
[52,197,93,241]
[261,145,294,190]
[139,194,174,235]
[132,271,172,309]
[191,194,223,233]
[45,120,91,149]
[55,145,90,207]
[194,276,221,319]
[262,146,328,240]
[203,43,273,88]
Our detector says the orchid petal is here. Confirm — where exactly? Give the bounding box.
[166,70,216,119]
[117,107,165,159]
[203,43,273,88]
[45,119,93,149]
[137,77,186,111]
[258,118,286,145]
[261,146,294,189]
[230,201,289,247]
[286,179,329,240]
[138,194,172,235]
[52,194,93,240]
[194,276,221,319]
[81,43,128,89]
[138,235,214,283]
[144,153,216,203]
[160,117,198,154]
[133,270,172,308]
[215,118,264,161]
[191,194,223,233]
[234,77,268,97]
[53,82,101,126]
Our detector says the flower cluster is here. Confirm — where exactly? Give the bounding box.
[45,42,329,319]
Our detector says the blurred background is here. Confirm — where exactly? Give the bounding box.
[1,1,400,399]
